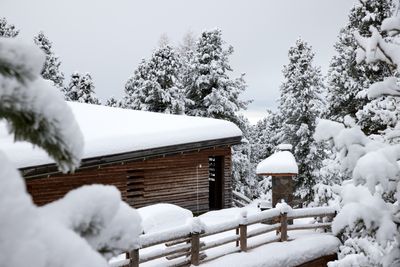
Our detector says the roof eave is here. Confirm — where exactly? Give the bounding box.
[22,135,242,179]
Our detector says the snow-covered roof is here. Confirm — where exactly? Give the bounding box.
[0,102,242,169]
[256,151,298,175]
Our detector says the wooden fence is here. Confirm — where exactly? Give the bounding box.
[110,206,336,267]
[232,191,252,207]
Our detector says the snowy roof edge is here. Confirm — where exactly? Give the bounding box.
[22,135,242,178]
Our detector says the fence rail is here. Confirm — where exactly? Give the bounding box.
[232,191,252,207]
[110,206,336,267]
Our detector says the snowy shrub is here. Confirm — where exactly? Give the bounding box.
[258,176,272,203]
[315,119,400,266]
[310,182,341,209]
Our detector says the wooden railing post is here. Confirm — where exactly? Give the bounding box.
[190,232,200,266]
[129,248,139,267]
[239,212,247,252]
[280,212,288,242]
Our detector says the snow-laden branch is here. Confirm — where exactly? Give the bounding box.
[315,119,400,193]
[354,25,400,100]
[0,38,83,172]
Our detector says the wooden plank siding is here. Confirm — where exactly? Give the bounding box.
[25,146,232,213]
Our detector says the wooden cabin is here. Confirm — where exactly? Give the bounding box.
[2,102,242,214]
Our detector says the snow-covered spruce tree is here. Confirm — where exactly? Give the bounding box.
[246,111,283,199]
[184,29,249,122]
[316,120,399,266]
[231,115,257,199]
[34,32,65,88]
[183,29,252,198]
[277,38,326,204]
[105,96,122,108]
[0,38,141,266]
[178,31,197,100]
[124,45,188,114]
[0,17,19,38]
[319,15,400,266]
[249,110,282,165]
[326,0,395,135]
[64,72,100,104]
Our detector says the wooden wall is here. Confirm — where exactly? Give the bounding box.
[25,146,232,213]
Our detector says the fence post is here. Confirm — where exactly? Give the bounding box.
[239,211,247,252]
[280,212,288,242]
[191,232,200,266]
[129,248,139,267]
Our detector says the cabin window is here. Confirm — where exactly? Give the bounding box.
[208,156,224,210]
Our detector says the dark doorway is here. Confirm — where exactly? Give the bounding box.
[208,156,224,210]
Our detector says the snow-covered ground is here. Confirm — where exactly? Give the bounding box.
[110,205,340,267]
[202,233,339,267]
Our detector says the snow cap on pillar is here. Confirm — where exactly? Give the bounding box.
[256,144,298,176]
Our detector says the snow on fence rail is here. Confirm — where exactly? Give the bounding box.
[109,206,336,267]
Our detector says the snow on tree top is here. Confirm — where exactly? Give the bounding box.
[277,143,293,151]
[256,151,298,175]
[0,102,242,169]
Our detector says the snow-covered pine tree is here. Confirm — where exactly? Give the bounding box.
[278,38,326,204]
[326,0,395,135]
[105,96,122,108]
[63,72,80,101]
[178,30,196,59]
[34,32,65,88]
[247,111,283,199]
[178,31,197,98]
[231,115,257,199]
[64,72,100,104]
[316,13,400,265]
[183,29,252,197]
[0,17,19,38]
[184,29,249,123]
[249,110,282,165]
[124,45,188,114]
[78,73,100,104]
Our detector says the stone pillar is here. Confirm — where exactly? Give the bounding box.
[272,175,293,208]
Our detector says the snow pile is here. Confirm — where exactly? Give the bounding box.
[256,150,298,175]
[138,203,193,234]
[0,101,242,169]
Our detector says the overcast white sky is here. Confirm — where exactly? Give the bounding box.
[3,0,356,123]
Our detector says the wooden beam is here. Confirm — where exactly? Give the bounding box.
[23,136,241,179]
